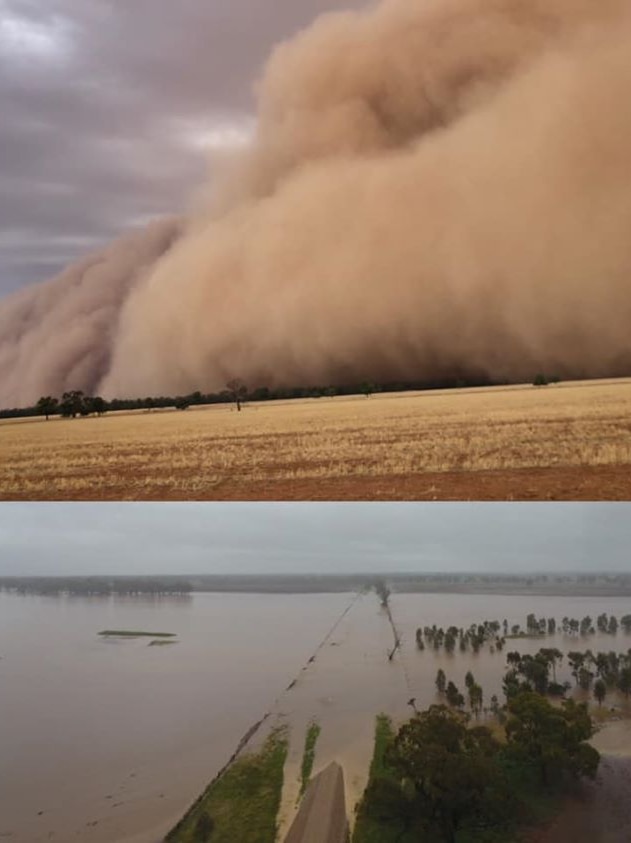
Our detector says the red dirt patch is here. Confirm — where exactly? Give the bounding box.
[5,464,630,500]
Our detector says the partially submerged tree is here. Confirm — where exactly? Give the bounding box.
[435,668,446,695]
[374,580,391,608]
[593,679,607,707]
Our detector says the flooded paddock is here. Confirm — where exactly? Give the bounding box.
[1,589,630,841]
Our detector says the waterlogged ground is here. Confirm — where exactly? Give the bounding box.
[1,590,631,842]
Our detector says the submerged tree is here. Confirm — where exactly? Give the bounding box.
[593,679,607,707]
[435,668,446,695]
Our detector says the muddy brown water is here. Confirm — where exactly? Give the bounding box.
[1,590,630,842]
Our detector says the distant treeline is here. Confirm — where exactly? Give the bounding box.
[0,576,193,596]
[0,374,505,419]
[3,572,631,597]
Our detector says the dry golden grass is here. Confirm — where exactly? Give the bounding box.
[1,379,631,500]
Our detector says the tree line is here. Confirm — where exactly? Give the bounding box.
[504,646,631,702]
[0,576,193,596]
[417,620,505,654]
[415,613,631,654]
[0,374,505,420]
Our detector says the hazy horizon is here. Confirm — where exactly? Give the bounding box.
[1,502,629,577]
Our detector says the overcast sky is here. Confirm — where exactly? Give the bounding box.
[0,0,364,296]
[0,503,629,576]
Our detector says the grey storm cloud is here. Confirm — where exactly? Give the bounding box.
[0,503,629,576]
[0,0,363,294]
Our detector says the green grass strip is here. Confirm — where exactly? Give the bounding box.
[166,727,288,843]
[299,721,321,797]
[352,714,402,843]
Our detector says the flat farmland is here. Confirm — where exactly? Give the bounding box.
[1,379,631,500]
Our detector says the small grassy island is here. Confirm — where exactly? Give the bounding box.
[98,630,176,637]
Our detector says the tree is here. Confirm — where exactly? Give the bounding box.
[468,683,483,719]
[360,381,375,398]
[446,681,465,709]
[539,647,563,682]
[593,679,607,707]
[533,373,549,386]
[174,396,190,410]
[506,651,522,668]
[580,616,593,635]
[389,705,510,843]
[374,580,390,608]
[618,667,631,698]
[225,378,247,411]
[435,668,446,694]
[90,396,108,415]
[59,390,85,418]
[518,654,551,694]
[506,692,599,786]
[36,396,58,420]
[567,651,586,684]
[81,395,108,416]
[464,670,475,690]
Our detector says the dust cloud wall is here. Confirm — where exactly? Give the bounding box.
[2,0,631,405]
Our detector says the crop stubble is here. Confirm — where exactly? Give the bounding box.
[1,379,630,500]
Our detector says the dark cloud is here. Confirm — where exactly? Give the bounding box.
[0,0,364,294]
[0,503,629,576]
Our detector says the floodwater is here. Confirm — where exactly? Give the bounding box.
[393,592,631,706]
[0,591,352,842]
[1,590,630,842]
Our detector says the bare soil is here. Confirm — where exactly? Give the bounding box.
[207,464,631,501]
[11,463,627,501]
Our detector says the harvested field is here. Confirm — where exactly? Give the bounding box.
[1,379,631,500]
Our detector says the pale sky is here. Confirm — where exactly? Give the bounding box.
[0,0,364,295]
[0,503,629,576]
